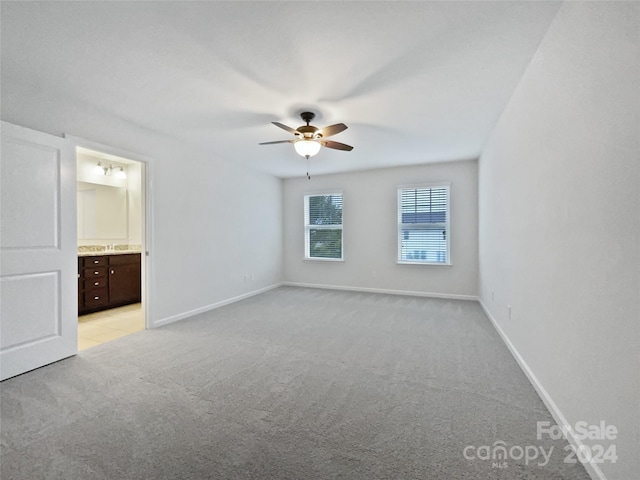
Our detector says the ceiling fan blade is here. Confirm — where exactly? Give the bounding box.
[272,122,298,135]
[320,123,348,138]
[321,140,354,151]
[258,140,294,145]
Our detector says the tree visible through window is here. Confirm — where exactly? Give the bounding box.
[305,193,343,260]
[398,185,450,264]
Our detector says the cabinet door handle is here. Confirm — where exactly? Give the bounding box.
[110,269,115,274]
[94,271,99,275]
[94,296,99,300]
[93,260,99,264]
[94,282,99,286]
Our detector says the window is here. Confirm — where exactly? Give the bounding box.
[398,184,450,265]
[305,193,343,260]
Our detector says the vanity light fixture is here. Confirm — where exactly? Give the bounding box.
[96,162,127,179]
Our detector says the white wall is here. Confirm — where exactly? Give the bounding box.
[2,96,283,327]
[283,160,478,298]
[478,3,639,479]
[151,146,283,324]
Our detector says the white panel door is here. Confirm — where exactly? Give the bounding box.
[1,121,77,380]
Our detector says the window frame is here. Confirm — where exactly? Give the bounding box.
[397,183,451,266]
[304,191,344,262]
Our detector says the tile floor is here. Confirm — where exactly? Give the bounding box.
[78,303,144,350]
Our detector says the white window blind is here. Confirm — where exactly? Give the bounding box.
[304,193,343,260]
[397,185,450,264]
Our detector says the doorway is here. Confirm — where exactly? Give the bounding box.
[74,144,149,350]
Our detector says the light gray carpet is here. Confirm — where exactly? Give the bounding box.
[1,286,589,479]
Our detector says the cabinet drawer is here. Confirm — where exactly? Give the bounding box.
[84,277,107,290]
[84,266,107,278]
[83,256,107,267]
[84,289,109,308]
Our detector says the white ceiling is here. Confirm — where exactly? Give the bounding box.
[1,1,561,178]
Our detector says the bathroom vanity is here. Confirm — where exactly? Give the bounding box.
[78,252,141,315]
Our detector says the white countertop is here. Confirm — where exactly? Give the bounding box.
[78,250,141,257]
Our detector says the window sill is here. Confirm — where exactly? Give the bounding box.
[397,261,452,267]
[304,257,344,263]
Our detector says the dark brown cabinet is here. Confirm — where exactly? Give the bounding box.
[78,253,141,315]
[109,254,141,305]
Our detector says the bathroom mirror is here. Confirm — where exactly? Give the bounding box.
[77,181,127,240]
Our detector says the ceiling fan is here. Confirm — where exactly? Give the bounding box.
[259,112,353,178]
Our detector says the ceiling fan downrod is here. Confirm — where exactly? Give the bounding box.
[300,111,315,126]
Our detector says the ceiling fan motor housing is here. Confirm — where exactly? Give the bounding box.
[298,112,321,139]
[297,125,321,139]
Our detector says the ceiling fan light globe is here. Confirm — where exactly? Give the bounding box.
[294,140,321,158]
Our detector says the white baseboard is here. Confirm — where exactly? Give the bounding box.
[152,283,283,328]
[282,281,479,301]
[478,300,607,480]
